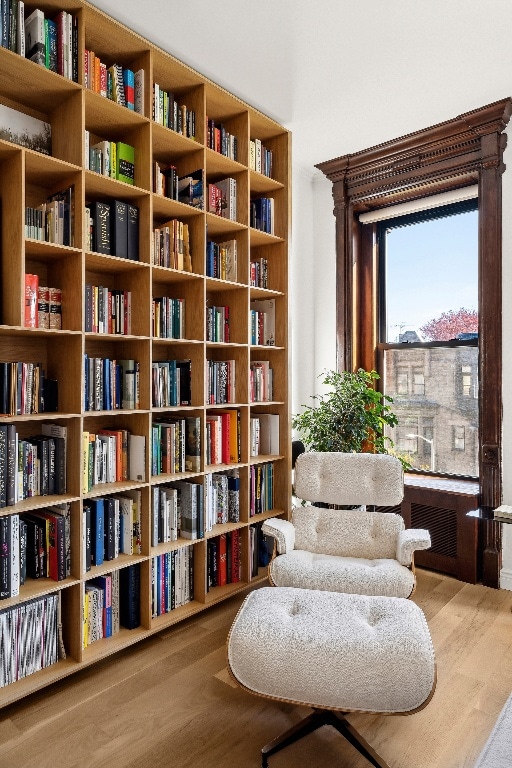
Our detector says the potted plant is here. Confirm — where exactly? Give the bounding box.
[292,368,407,467]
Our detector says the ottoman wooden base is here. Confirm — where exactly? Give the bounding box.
[227,587,436,767]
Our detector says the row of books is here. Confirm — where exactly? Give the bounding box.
[152,548,194,617]
[249,522,274,577]
[151,359,191,408]
[153,84,195,139]
[85,286,132,335]
[151,415,201,477]
[83,492,142,569]
[84,573,117,646]
[84,51,144,114]
[152,480,204,543]
[205,409,240,466]
[153,219,191,270]
[83,564,141,645]
[250,257,269,289]
[250,298,276,346]
[153,164,204,211]
[1,5,78,81]
[83,356,139,412]
[24,275,61,330]
[204,470,240,527]
[250,413,280,457]
[152,296,184,339]
[25,184,74,246]
[250,462,274,517]
[205,239,237,281]
[85,200,139,261]
[206,530,241,590]
[249,138,273,178]
[0,504,70,600]
[206,118,238,161]
[82,430,146,493]
[0,361,58,416]
[250,196,274,234]
[84,135,135,185]
[206,358,236,405]
[208,177,237,221]
[0,424,66,508]
[250,360,273,402]
[206,305,230,343]
[0,593,61,688]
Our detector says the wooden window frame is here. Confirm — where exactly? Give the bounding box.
[317,99,512,587]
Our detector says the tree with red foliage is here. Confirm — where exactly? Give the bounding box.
[420,308,478,341]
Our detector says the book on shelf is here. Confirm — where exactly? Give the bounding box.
[119,563,140,629]
[127,204,139,261]
[215,177,237,221]
[116,141,134,185]
[89,201,111,255]
[250,298,276,346]
[178,169,204,209]
[24,273,38,328]
[206,239,237,281]
[256,413,280,455]
[24,7,45,65]
[111,199,128,259]
[0,102,51,155]
[185,415,201,473]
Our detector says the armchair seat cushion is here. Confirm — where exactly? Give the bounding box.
[269,550,416,598]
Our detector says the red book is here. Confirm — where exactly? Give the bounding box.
[218,533,227,586]
[24,273,39,327]
[230,529,240,583]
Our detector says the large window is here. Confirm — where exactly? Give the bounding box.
[377,200,479,477]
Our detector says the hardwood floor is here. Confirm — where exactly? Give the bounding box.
[1,569,512,768]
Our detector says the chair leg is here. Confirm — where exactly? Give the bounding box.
[261,708,390,768]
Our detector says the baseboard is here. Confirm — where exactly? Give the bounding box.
[499,568,512,591]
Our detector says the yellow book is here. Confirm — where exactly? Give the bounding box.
[83,589,89,649]
[82,431,90,494]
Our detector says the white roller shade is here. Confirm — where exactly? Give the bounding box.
[358,185,478,224]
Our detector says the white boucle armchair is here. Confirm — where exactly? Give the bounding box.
[262,452,431,599]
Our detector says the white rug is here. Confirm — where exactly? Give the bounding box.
[475,694,512,768]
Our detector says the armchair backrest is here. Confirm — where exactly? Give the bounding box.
[294,452,404,507]
[292,507,404,559]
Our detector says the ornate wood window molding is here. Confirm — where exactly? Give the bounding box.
[316,99,512,587]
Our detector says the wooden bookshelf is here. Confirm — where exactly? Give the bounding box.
[0,0,290,707]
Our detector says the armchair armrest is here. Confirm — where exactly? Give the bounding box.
[397,528,431,566]
[262,518,296,555]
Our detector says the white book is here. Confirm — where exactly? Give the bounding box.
[25,8,45,65]
[135,69,145,115]
[129,435,146,482]
[17,1,25,56]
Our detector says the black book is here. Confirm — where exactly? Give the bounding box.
[120,563,140,629]
[0,516,10,599]
[103,498,116,561]
[176,359,191,406]
[127,204,139,260]
[90,201,111,255]
[6,423,17,507]
[0,424,7,507]
[53,436,66,494]
[83,504,92,572]
[20,514,42,578]
[19,519,27,586]
[110,199,128,259]
[42,376,58,413]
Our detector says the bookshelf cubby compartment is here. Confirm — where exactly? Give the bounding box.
[0,0,290,707]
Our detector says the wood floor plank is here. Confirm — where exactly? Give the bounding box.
[2,570,512,768]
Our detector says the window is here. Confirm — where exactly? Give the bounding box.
[461,366,473,397]
[317,99,511,587]
[453,426,465,451]
[377,200,479,477]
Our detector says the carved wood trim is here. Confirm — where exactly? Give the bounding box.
[316,98,512,588]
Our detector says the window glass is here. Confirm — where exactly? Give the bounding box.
[380,203,478,477]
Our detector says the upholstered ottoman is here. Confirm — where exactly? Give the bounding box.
[227,587,436,768]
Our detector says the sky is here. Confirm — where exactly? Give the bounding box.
[385,209,478,342]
